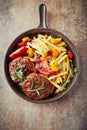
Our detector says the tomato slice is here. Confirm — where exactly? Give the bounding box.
[67,51,74,59]
[37,67,60,76]
[35,59,60,76]
[37,67,50,76]
[9,46,27,59]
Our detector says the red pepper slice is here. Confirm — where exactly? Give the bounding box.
[67,51,74,59]
[18,39,32,47]
[9,46,27,59]
[18,42,27,47]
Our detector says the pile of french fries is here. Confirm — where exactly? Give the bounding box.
[27,34,73,93]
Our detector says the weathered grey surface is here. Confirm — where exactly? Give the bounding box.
[0,0,87,130]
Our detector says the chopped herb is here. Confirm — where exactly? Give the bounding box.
[12,69,26,81]
[39,82,45,90]
[73,68,77,73]
[71,63,74,69]
[31,79,34,89]
[70,63,77,74]
[60,85,66,90]
[67,79,71,84]
[18,82,22,86]
[19,65,25,70]
[60,66,77,90]
[27,82,45,96]
[70,68,74,78]
[70,67,77,78]
[36,90,40,96]
[35,64,40,69]
[11,65,26,81]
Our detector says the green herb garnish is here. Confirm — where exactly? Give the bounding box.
[31,79,34,89]
[11,65,26,81]
[60,67,77,90]
[19,65,25,70]
[12,69,25,81]
[73,68,77,74]
[60,85,66,90]
[27,82,45,96]
[18,82,22,86]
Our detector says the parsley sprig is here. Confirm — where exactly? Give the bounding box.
[11,65,26,81]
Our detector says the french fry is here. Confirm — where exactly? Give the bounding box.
[58,55,68,64]
[66,57,70,73]
[62,59,66,71]
[38,34,45,39]
[38,39,49,50]
[48,71,68,80]
[42,39,67,52]
[55,76,63,84]
[56,52,66,61]
[47,36,52,41]
[56,41,67,47]
[51,81,63,91]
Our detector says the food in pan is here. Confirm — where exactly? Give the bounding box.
[22,73,54,100]
[9,57,35,83]
[9,34,77,100]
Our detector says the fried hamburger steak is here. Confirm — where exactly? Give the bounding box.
[22,73,54,100]
[9,57,35,83]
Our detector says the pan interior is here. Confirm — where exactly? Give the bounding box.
[4,28,79,103]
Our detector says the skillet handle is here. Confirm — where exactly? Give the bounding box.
[38,4,48,28]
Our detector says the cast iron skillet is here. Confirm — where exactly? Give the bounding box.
[4,4,79,103]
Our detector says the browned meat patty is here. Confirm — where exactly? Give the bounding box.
[9,57,35,83]
[22,73,54,100]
